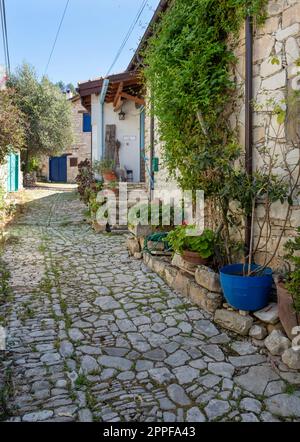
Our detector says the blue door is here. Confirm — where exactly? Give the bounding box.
[7,152,19,192]
[49,156,67,182]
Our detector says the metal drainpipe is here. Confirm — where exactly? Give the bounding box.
[245,15,253,257]
[150,102,155,197]
[99,79,110,160]
[90,125,93,167]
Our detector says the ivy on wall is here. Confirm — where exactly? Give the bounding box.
[143,0,267,195]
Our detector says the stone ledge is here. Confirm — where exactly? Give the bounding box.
[143,252,222,314]
[195,265,222,293]
[214,309,253,336]
[126,236,141,256]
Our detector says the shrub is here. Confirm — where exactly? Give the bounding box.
[76,159,96,205]
[167,225,215,258]
[284,228,300,313]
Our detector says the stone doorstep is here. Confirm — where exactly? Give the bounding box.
[143,252,222,314]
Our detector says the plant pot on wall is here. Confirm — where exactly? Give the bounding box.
[277,281,300,340]
[102,171,117,182]
[220,264,273,311]
[182,250,209,266]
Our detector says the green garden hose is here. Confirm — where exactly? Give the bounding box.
[143,232,172,254]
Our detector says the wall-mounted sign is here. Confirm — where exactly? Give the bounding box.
[123,135,137,141]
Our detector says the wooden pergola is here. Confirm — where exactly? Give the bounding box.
[77,71,145,113]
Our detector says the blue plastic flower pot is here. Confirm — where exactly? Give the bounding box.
[219,263,273,311]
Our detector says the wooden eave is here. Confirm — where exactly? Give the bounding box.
[78,71,144,113]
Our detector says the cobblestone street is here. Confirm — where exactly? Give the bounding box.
[1,186,300,422]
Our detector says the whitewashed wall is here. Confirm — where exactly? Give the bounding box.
[91,96,141,182]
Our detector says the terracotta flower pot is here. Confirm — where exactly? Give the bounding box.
[182,250,209,266]
[102,171,117,182]
[277,281,300,340]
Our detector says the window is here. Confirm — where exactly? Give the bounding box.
[83,113,92,132]
[70,157,78,167]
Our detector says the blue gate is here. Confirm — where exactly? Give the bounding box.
[7,152,19,192]
[49,156,67,182]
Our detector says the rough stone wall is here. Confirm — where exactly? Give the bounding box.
[67,97,92,182]
[232,0,300,269]
[143,0,300,269]
[40,97,92,183]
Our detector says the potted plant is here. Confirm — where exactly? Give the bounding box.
[167,225,215,265]
[94,159,117,183]
[276,229,300,339]
[218,171,288,312]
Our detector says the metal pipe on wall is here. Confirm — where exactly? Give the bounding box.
[245,15,253,257]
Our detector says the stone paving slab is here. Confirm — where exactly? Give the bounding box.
[0,186,299,422]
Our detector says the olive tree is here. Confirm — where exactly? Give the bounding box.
[9,63,73,171]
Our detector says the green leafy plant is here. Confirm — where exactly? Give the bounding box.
[167,226,215,259]
[0,88,25,165]
[284,228,300,313]
[142,0,267,267]
[128,202,183,228]
[143,0,266,194]
[8,63,73,172]
[76,159,98,205]
[26,157,40,173]
[93,159,115,174]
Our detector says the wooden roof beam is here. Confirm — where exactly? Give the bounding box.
[114,95,123,112]
[113,81,124,108]
[120,92,145,106]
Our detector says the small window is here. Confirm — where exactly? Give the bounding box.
[83,113,92,132]
[70,157,78,167]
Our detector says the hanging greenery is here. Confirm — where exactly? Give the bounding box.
[143,0,267,194]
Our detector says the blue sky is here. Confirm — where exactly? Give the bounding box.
[1,0,160,85]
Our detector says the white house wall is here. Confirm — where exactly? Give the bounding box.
[91,95,141,181]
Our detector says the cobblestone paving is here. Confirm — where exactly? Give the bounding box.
[1,187,300,422]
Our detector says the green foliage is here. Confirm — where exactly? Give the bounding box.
[0,186,16,222]
[143,0,267,193]
[128,201,183,228]
[56,81,76,95]
[27,157,40,173]
[284,228,300,313]
[8,63,73,171]
[0,88,25,164]
[167,225,215,258]
[93,159,115,174]
[224,170,289,216]
[76,159,98,205]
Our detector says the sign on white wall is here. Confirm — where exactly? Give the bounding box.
[123,135,137,141]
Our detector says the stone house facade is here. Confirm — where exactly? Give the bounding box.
[127,0,300,269]
[77,72,146,184]
[231,0,300,267]
[40,95,92,183]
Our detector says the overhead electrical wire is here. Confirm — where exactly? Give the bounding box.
[105,0,148,77]
[44,0,70,76]
[0,0,10,76]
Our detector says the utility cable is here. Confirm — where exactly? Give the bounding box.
[44,0,70,76]
[105,0,148,77]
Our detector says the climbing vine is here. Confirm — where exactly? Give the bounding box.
[143,0,267,194]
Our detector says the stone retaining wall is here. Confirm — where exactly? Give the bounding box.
[143,252,223,314]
